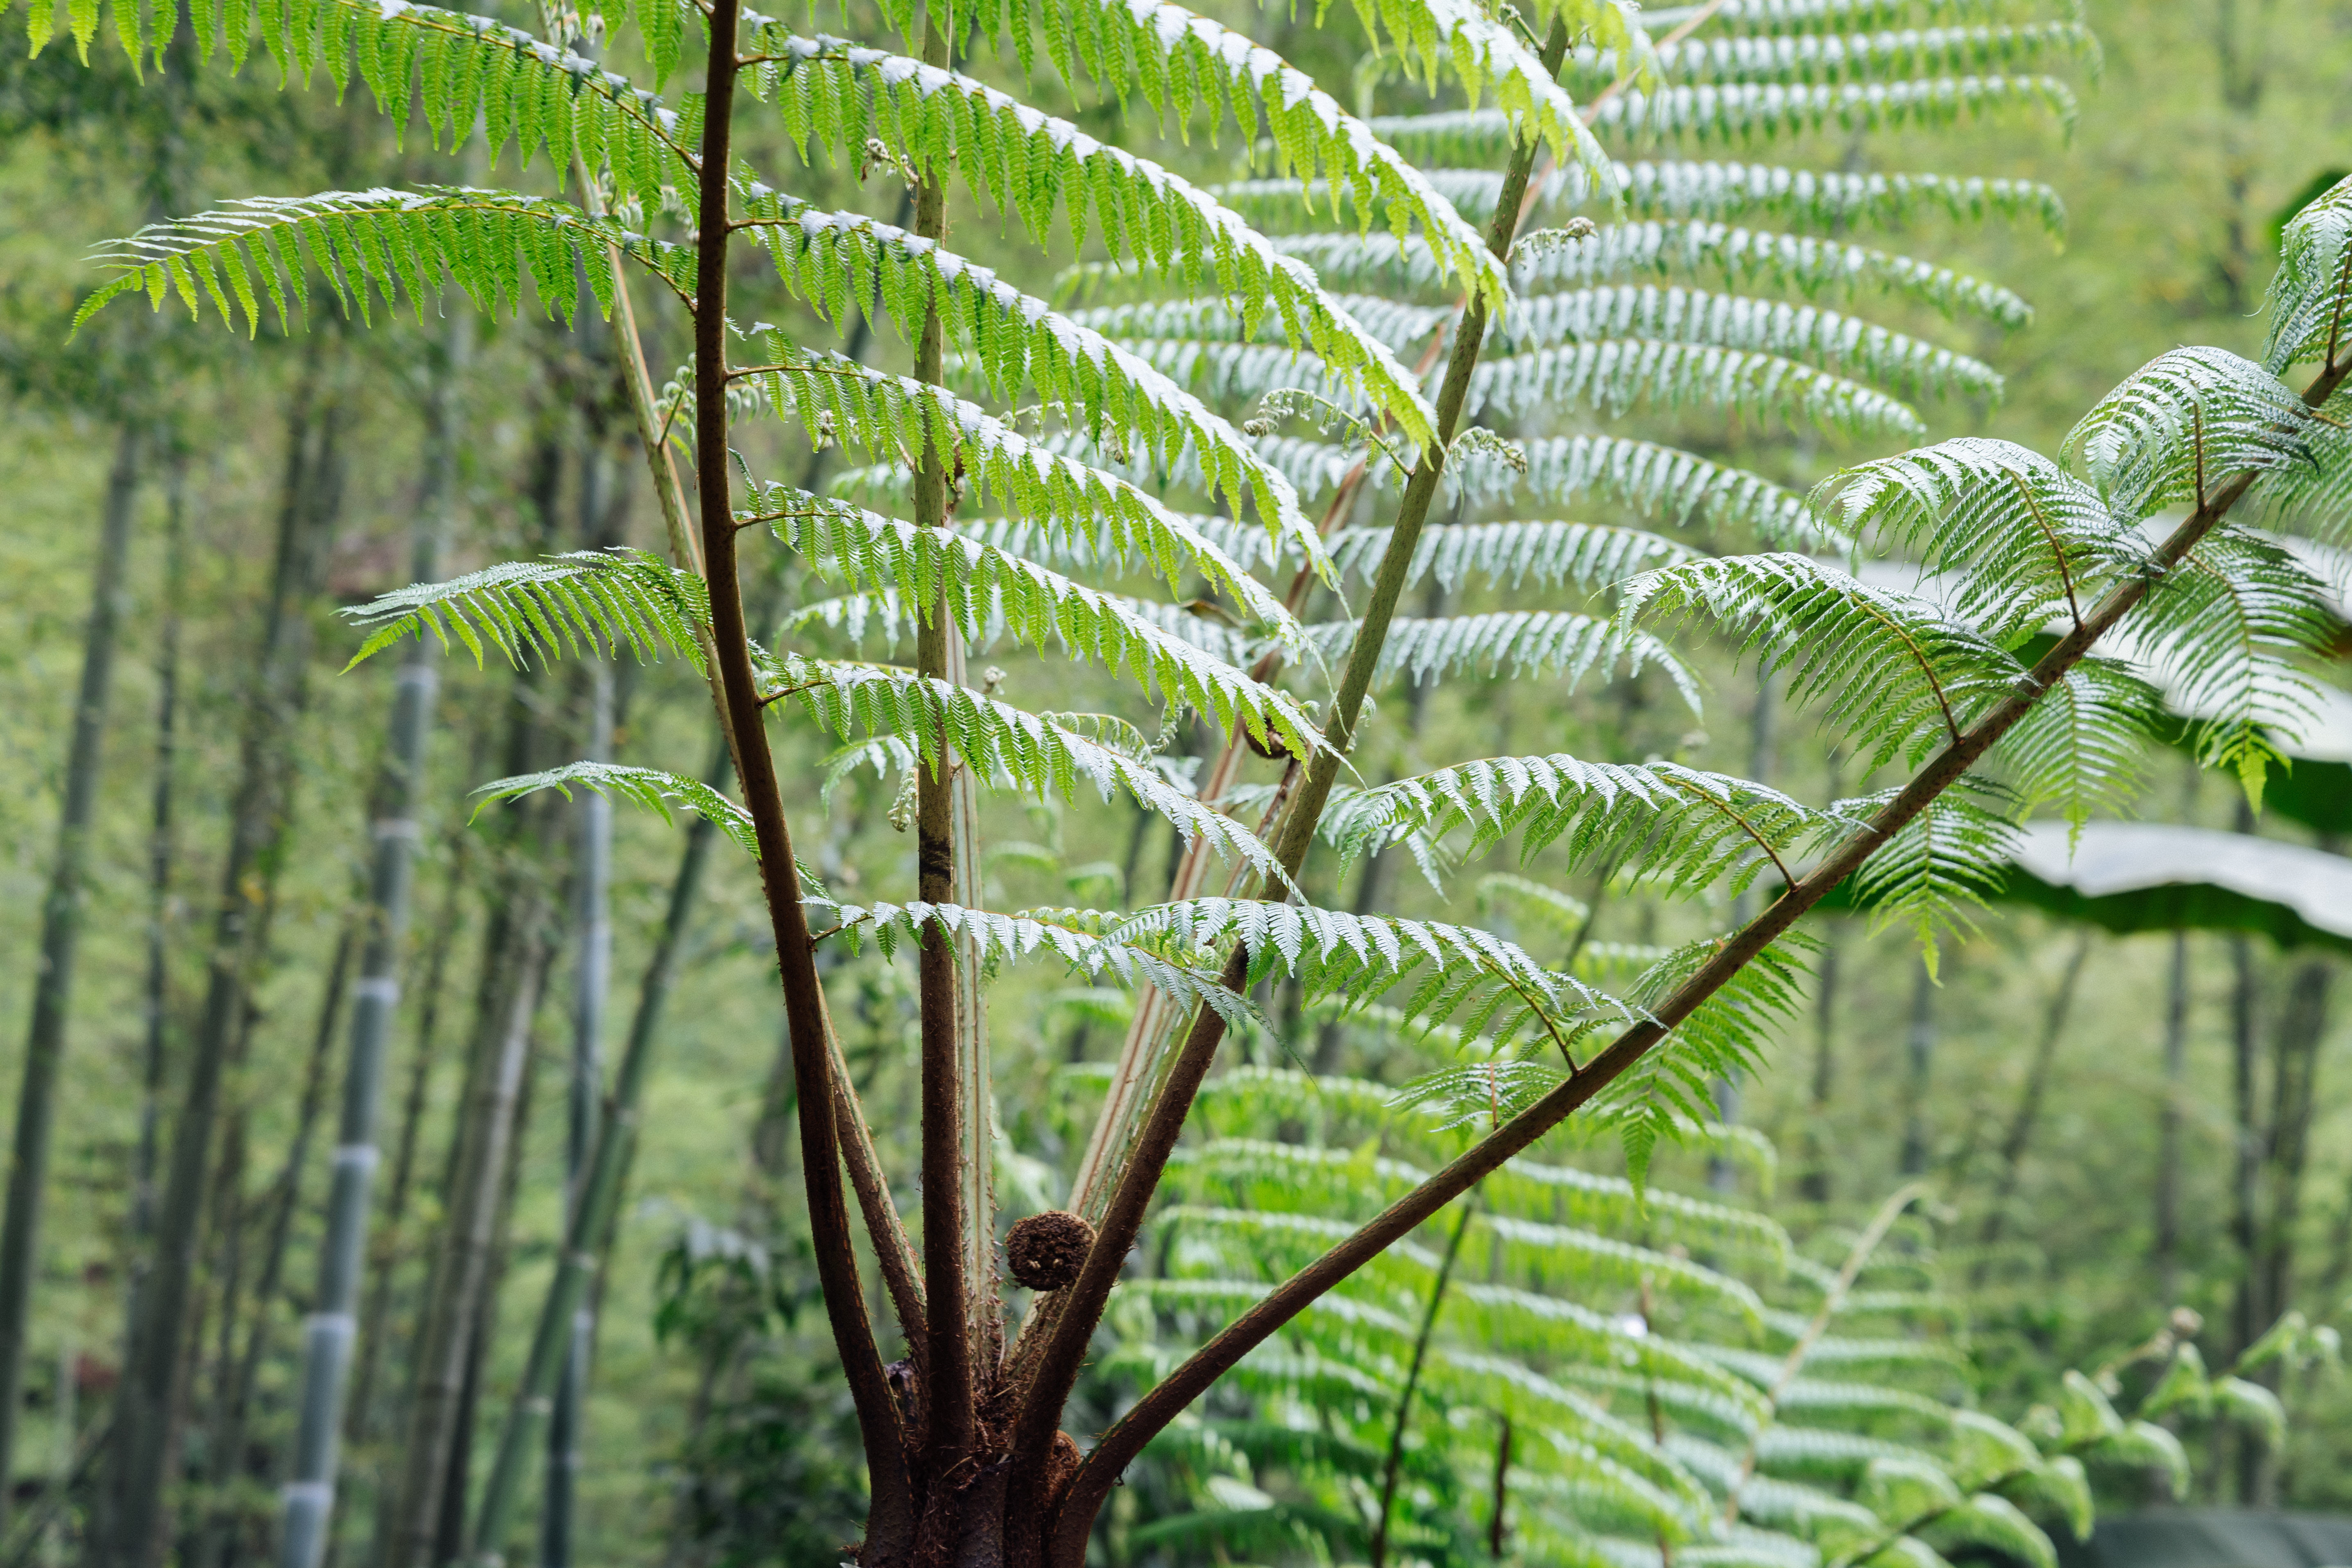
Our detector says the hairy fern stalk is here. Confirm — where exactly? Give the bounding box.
[40,0,2352,1550]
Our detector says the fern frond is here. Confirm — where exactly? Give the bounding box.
[1306,611,1699,701]
[765,656,1295,883]
[817,898,1262,1025]
[1104,898,1633,1057]
[341,548,707,670]
[1982,658,2158,836]
[2263,172,2352,374]
[2060,346,2318,520]
[735,186,1308,534]
[1374,76,2075,160]
[74,187,671,337]
[1492,287,2001,403]
[741,35,1442,445]
[1620,553,2024,766]
[1839,780,2020,964]
[1330,519,1700,593]
[1639,22,2098,86]
[1612,161,2065,233]
[767,495,1317,755]
[1589,935,1812,1185]
[470,761,756,854]
[1823,437,2146,639]
[1468,338,1929,440]
[1641,0,2017,36]
[1327,756,1852,898]
[731,330,1331,604]
[1259,226,2031,326]
[1103,337,1360,409]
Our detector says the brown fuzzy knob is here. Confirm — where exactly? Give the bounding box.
[1006,1210,1095,1292]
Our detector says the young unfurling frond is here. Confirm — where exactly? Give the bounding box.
[1324,755,1854,899]
[342,549,709,671]
[2061,347,2319,520]
[765,493,1318,755]
[1468,338,1929,440]
[763,655,1296,883]
[1492,287,2002,403]
[1621,553,2024,765]
[2263,172,2352,374]
[729,331,1331,600]
[73,188,673,338]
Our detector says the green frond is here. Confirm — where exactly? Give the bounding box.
[1982,658,2157,836]
[1332,519,1700,594]
[1820,437,2142,637]
[469,762,756,855]
[731,328,1332,604]
[764,493,1316,754]
[734,185,1308,537]
[1591,935,1812,1185]
[814,897,1263,1025]
[1105,897,1632,1055]
[1839,780,2019,966]
[1620,553,2024,767]
[740,34,1443,446]
[73,187,669,339]
[2061,346,2317,520]
[2263,172,2352,373]
[1306,610,1700,701]
[1641,0,2022,36]
[1469,338,1929,440]
[1492,288,2002,404]
[764,655,1296,883]
[1920,1494,2056,1568]
[1611,161,2065,233]
[1326,754,1854,901]
[1635,22,2098,86]
[1374,76,2075,160]
[341,548,707,671]
[1260,225,2031,327]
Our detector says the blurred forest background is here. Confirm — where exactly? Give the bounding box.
[3,0,2352,1563]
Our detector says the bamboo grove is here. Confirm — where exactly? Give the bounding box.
[6,0,2352,1561]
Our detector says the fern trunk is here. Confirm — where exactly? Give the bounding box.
[0,421,140,1529]
[100,365,343,1568]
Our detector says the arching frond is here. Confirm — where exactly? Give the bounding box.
[1105,898,1633,1055]
[342,548,708,671]
[765,655,1295,882]
[2263,171,2352,373]
[742,34,1442,444]
[1491,287,2001,403]
[73,188,672,337]
[1610,161,2065,233]
[1467,338,1929,440]
[1330,519,1700,593]
[1620,553,2024,765]
[1982,658,2157,836]
[1640,0,2008,36]
[1822,437,2143,636]
[769,496,1316,753]
[1326,755,1853,899]
[1637,21,2098,85]
[2061,346,2320,519]
[817,898,1263,1024]
[730,332,1329,605]
[470,761,757,855]
[1839,780,2019,964]
[736,186,1307,533]
[1374,76,2075,160]
[1256,226,2031,326]
[1307,611,1698,701]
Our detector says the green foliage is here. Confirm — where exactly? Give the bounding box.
[342,548,710,670]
